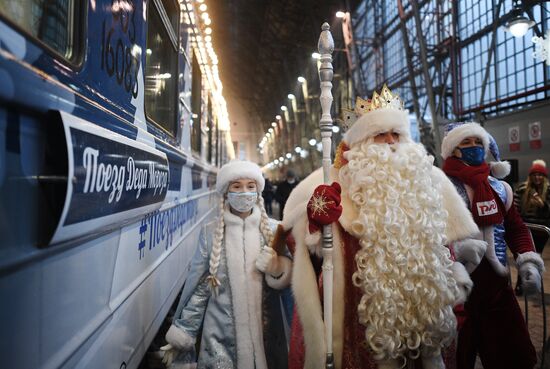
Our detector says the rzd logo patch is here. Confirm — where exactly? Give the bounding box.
[476,200,498,216]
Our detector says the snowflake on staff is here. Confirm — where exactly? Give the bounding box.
[533,30,550,66]
[308,189,335,217]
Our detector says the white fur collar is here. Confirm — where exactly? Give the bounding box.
[223,206,267,369]
[280,165,477,242]
[223,204,261,227]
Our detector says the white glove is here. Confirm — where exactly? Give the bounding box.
[452,239,487,273]
[255,247,282,276]
[160,344,178,367]
[519,262,541,296]
[165,324,195,350]
[450,261,473,305]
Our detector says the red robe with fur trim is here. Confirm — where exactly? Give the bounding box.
[280,166,479,369]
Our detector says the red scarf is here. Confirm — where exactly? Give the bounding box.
[443,157,505,226]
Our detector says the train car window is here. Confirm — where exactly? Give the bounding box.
[144,0,179,136]
[214,118,219,166]
[0,0,82,63]
[190,52,202,154]
[207,97,213,163]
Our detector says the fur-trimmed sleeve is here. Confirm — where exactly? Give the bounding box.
[432,166,479,242]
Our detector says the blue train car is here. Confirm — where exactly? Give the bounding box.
[0,1,231,368]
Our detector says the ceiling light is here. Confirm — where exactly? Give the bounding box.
[504,4,535,38]
[505,16,535,37]
[297,76,306,83]
[205,27,212,35]
[336,11,346,18]
[311,52,321,59]
[268,128,274,133]
[309,138,317,146]
[287,94,295,100]
[275,115,282,120]
[286,153,292,159]
[199,4,207,11]
[271,122,277,127]
[294,146,302,153]
[281,105,287,111]
[332,126,340,133]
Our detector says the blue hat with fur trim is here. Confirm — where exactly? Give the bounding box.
[441,122,511,179]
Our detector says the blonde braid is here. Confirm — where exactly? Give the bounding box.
[206,196,225,293]
[258,196,274,247]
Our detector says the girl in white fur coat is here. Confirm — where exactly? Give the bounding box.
[161,160,292,369]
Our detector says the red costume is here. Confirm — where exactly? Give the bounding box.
[441,122,543,369]
[273,89,480,369]
[277,153,478,369]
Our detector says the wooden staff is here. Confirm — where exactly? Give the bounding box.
[318,22,335,369]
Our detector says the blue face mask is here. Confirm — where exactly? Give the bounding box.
[459,146,485,166]
[227,191,257,212]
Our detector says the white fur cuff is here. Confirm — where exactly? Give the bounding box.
[516,251,545,273]
[451,261,473,305]
[265,256,292,289]
[166,324,195,350]
[452,238,487,269]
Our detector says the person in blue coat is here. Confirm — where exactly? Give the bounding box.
[161,160,292,369]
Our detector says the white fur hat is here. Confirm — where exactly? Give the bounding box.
[215,160,265,194]
[343,107,412,147]
[441,122,511,179]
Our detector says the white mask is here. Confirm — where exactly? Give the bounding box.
[227,192,257,212]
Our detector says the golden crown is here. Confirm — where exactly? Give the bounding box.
[341,84,404,131]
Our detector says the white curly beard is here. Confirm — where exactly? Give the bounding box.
[339,140,459,362]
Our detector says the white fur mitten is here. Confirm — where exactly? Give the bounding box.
[450,261,473,305]
[517,251,545,296]
[520,262,542,295]
[255,247,282,276]
[452,239,487,273]
[165,324,195,350]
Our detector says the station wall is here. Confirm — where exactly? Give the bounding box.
[484,101,550,187]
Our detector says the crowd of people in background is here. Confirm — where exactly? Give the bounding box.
[261,170,301,220]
